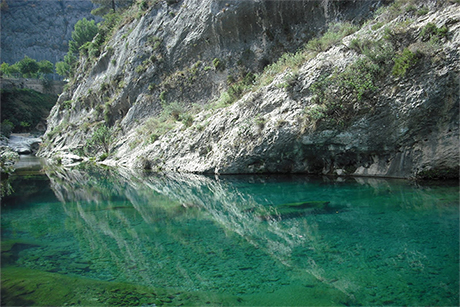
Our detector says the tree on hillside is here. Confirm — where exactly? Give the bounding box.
[38,60,54,75]
[69,18,99,55]
[16,56,40,78]
[0,63,19,77]
[56,52,77,78]
[56,18,97,78]
[1,58,54,78]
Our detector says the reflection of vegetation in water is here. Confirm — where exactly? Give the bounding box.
[0,174,14,198]
[0,147,19,197]
[3,164,458,306]
[43,166,346,298]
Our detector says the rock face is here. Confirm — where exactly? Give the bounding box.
[0,0,97,65]
[7,134,42,155]
[39,0,459,179]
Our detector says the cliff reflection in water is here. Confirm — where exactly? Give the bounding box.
[45,166,329,293]
[40,165,458,304]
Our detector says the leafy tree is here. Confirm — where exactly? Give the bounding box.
[0,63,11,76]
[16,56,40,78]
[56,17,99,77]
[55,61,70,78]
[56,49,78,78]
[38,60,54,75]
[86,125,113,154]
[69,18,99,55]
[1,59,53,78]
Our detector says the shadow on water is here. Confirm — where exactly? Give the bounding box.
[1,161,459,306]
[1,156,58,207]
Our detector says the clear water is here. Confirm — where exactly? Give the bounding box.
[1,159,459,306]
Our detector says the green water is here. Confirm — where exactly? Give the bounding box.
[1,161,459,306]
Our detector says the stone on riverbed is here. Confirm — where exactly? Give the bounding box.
[8,134,42,155]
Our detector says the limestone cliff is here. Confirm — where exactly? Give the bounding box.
[0,0,97,65]
[39,0,459,179]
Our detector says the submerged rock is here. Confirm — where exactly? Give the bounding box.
[257,201,336,220]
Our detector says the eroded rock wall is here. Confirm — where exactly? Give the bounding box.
[0,0,97,64]
[39,1,459,179]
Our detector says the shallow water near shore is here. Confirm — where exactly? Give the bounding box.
[1,159,459,306]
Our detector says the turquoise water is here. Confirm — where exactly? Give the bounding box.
[1,160,459,306]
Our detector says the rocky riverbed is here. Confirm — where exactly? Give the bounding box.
[1,134,43,155]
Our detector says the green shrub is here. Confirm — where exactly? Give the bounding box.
[0,62,19,77]
[135,64,146,74]
[159,91,167,102]
[254,116,266,129]
[305,22,359,53]
[99,152,109,161]
[227,75,235,84]
[420,23,448,41]
[179,113,194,127]
[100,82,110,92]
[148,36,162,50]
[137,115,175,145]
[212,58,225,71]
[416,7,429,16]
[392,48,420,77]
[55,57,73,78]
[405,4,416,13]
[19,122,31,130]
[85,124,113,155]
[262,51,304,80]
[62,100,73,109]
[138,0,148,10]
[305,104,327,121]
[242,72,256,86]
[371,22,384,31]
[350,38,394,66]
[16,56,40,77]
[309,54,383,126]
[304,37,323,53]
[162,101,184,120]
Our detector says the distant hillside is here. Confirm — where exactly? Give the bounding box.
[0,0,98,65]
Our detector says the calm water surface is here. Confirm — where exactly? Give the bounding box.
[1,158,459,306]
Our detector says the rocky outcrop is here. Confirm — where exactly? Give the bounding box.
[7,134,42,155]
[39,0,459,179]
[0,0,97,65]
